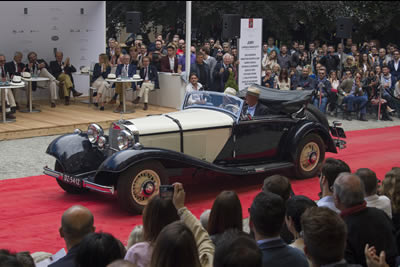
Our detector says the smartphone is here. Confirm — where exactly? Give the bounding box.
[159,185,174,199]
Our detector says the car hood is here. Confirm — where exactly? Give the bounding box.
[126,108,234,135]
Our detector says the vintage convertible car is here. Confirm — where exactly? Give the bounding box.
[44,85,346,213]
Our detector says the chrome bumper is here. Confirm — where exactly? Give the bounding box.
[43,167,115,195]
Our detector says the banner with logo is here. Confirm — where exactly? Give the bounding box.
[0,1,105,94]
[238,18,263,91]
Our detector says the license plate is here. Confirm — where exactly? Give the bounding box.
[63,174,82,188]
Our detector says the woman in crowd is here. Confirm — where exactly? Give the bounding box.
[274,68,290,90]
[367,69,392,121]
[76,232,126,267]
[327,70,340,114]
[271,64,281,80]
[262,50,278,76]
[129,46,139,66]
[207,191,243,244]
[150,183,214,267]
[359,52,372,78]
[92,53,111,111]
[110,43,123,67]
[285,195,317,264]
[381,167,400,252]
[124,195,180,267]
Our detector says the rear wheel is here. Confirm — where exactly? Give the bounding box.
[55,161,88,194]
[117,160,168,214]
[294,134,325,179]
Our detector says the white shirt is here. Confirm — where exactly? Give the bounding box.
[246,104,257,117]
[365,194,392,218]
[14,60,19,73]
[144,66,149,81]
[394,59,400,71]
[169,57,175,72]
[317,196,340,213]
[186,82,203,104]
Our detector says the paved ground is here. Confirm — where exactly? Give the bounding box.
[1,113,400,180]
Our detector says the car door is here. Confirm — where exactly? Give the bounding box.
[232,115,294,164]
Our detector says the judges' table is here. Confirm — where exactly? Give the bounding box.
[20,77,49,113]
[148,72,186,109]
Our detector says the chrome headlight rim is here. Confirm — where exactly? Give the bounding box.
[87,123,104,144]
[117,130,134,151]
[97,136,107,149]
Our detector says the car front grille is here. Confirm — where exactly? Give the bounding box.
[109,122,121,151]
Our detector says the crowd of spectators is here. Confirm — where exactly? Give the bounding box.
[2,158,400,267]
[106,34,400,121]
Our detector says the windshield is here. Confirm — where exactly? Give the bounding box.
[182,91,244,120]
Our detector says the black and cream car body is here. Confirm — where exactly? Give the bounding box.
[44,85,346,213]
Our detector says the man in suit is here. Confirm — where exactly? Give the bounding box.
[190,52,210,90]
[301,207,360,267]
[49,51,82,105]
[160,45,178,73]
[333,173,398,267]
[242,86,269,118]
[5,51,25,110]
[111,54,137,112]
[48,205,95,267]
[5,51,25,77]
[25,51,59,108]
[388,49,400,81]
[212,53,234,92]
[249,191,309,267]
[0,54,16,119]
[132,56,159,110]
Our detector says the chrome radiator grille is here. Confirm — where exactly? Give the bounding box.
[109,122,122,151]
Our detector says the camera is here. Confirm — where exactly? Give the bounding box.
[159,185,174,199]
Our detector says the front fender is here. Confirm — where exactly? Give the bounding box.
[46,133,106,175]
[284,120,337,159]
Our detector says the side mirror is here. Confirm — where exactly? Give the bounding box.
[333,121,342,127]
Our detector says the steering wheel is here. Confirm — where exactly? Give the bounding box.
[224,104,239,113]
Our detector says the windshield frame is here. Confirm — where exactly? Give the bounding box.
[182,91,244,123]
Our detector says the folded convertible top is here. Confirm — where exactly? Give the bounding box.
[238,84,314,114]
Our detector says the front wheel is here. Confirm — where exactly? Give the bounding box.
[294,134,325,179]
[117,160,168,214]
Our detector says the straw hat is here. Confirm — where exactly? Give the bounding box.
[246,86,261,97]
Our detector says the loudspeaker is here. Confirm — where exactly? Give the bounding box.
[126,11,142,34]
[336,17,353,39]
[222,14,240,40]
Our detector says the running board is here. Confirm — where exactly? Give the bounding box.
[237,161,294,174]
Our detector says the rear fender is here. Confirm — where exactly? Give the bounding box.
[282,120,337,160]
[46,133,106,175]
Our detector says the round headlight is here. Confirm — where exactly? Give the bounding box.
[97,136,107,149]
[87,124,104,144]
[117,130,133,150]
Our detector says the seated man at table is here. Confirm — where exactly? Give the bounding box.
[132,56,159,110]
[0,54,16,119]
[25,51,59,108]
[50,51,82,105]
[5,51,26,109]
[109,54,136,112]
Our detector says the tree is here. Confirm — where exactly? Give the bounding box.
[106,1,400,47]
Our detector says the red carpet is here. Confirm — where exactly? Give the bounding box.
[1,126,400,254]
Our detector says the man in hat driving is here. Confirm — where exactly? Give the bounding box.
[242,86,269,117]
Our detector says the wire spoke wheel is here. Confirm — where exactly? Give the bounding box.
[299,142,320,172]
[131,169,161,206]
